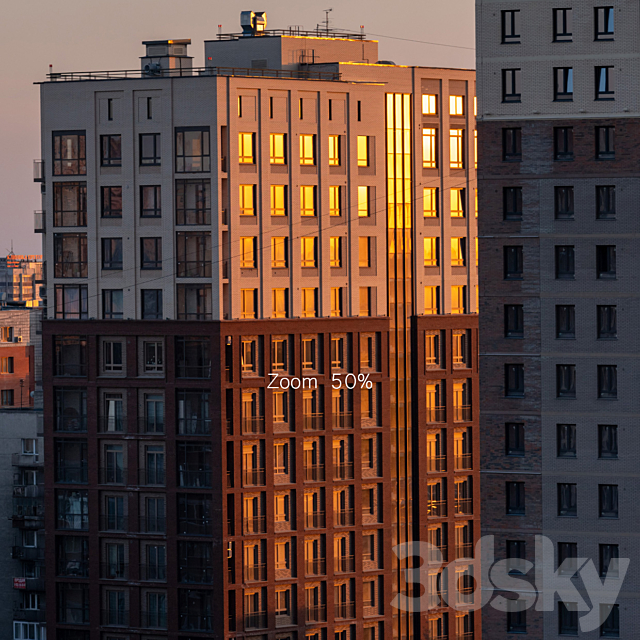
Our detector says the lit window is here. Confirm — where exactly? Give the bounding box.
[301,237,317,268]
[302,288,317,317]
[424,238,438,267]
[424,188,438,217]
[425,286,439,315]
[300,134,316,165]
[270,185,287,216]
[271,237,287,268]
[474,130,478,168]
[423,129,437,168]
[359,237,371,268]
[241,289,257,319]
[451,238,466,266]
[300,186,316,216]
[331,287,343,317]
[450,95,465,116]
[330,237,342,268]
[358,186,370,217]
[475,188,478,218]
[451,189,465,218]
[357,136,369,167]
[238,132,255,164]
[239,184,255,216]
[450,129,465,169]
[474,97,477,116]
[272,288,288,318]
[359,287,371,317]
[329,135,341,166]
[452,286,466,314]
[240,237,256,268]
[422,94,438,115]
[329,186,342,216]
[269,133,286,164]
[475,237,479,267]
[0,357,14,373]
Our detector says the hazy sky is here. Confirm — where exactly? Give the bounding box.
[2,0,475,254]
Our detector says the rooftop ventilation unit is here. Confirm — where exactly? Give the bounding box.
[241,11,267,36]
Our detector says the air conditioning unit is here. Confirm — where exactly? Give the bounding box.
[17,337,22,343]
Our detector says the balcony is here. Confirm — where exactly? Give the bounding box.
[333,462,354,480]
[34,210,45,233]
[241,416,265,435]
[139,563,167,582]
[54,261,88,279]
[426,407,446,424]
[13,485,44,499]
[243,468,266,487]
[244,611,268,630]
[98,416,127,433]
[57,558,89,578]
[333,412,353,429]
[455,499,473,516]
[178,467,212,488]
[99,466,126,485]
[334,601,356,620]
[244,563,267,582]
[305,558,326,576]
[12,604,46,623]
[453,406,472,423]
[177,517,212,536]
[304,465,325,482]
[179,613,214,632]
[179,566,214,584]
[178,417,211,435]
[55,415,88,433]
[140,611,168,630]
[335,508,354,527]
[12,546,44,561]
[99,515,128,532]
[335,555,355,573]
[305,511,326,529]
[455,454,473,471]
[138,417,165,434]
[139,516,166,534]
[426,456,446,473]
[100,563,128,580]
[13,498,45,528]
[139,467,166,486]
[55,464,88,484]
[456,543,474,559]
[243,516,266,534]
[427,500,447,518]
[33,160,44,183]
[101,609,129,627]
[428,545,448,563]
[12,454,42,468]
[14,577,45,591]
[306,605,327,623]
[303,413,324,431]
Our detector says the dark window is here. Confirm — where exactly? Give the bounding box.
[57,582,90,624]
[175,127,210,173]
[599,544,619,577]
[176,337,211,379]
[140,133,161,166]
[55,285,88,320]
[505,364,524,397]
[141,185,161,217]
[596,126,615,159]
[507,608,527,633]
[101,186,123,218]
[596,186,615,219]
[177,494,213,537]
[502,10,521,43]
[101,238,123,270]
[177,285,212,320]
[506,482,525,515]
[554,67,574,101]
[176,233,211,277]
[505,422,525,456]
[53,131,86,176]
[555,186,574,219]
[598,425,618,459]
[599,484,618,518]
[600,604,620,638]
[558,542,578,574]
[176,180,211,225]
[1,389,14,406]
[559,602,578,634]
[557,365,576,398]
[54,233,88,278]
[503,187,523,220]
[504,246,523,280]
[502,69,522,103]
[505,304,524,338]
[56,489,89,530]
[141,238,162,270]
[598,365,617,399]
[556,305,575,339]
[558,483,577,517]
[177,443,212,488]
[142,290,163,320]
[553,8,573,42]
[506,540,526,574]
[554,127,574,160]
[57,536,89,577]
[597,305,617,339]
[596,245,616,279]
[595,6,615,40]
[102,290,123,320]
[555,245,575,279]
[503,128,522,161]
[595,66,615,100]
[54,182,87,227]
[54,336,88,377]
[100,134,122,167]
[557,424,577,457]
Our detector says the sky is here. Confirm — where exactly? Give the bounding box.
[1,0,475,254]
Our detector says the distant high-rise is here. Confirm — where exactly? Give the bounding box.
[0,254,44,308]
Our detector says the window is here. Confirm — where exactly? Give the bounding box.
[596,245,616,279]
[595,6,615,40]
[141,238,162,270]
[54,336,87,376]
[555,245,575,279]
[554,67,574,101]
[331,287,343,317]
[240,237,257,269]
[598,365,617,399]
[55,284,88,319]
[0,326,12,343]
[558,542,578,574]
[359,237,371,268]
[505,364,524,397]
[330,185,342,217]
[300,186,317,216]
[556,305,575,339]
[596,126,615,159]
[424,286,440,315]
[101,134,122,167]
[0,356,14,373]
[504,187,522,220]
[270,133,287,164]
[599,425,618,459]
[271,185,287,216]
[424,187,438,217]
[558,483,577,517]
[238,132,255,164]
[503,245,524,280]
[176,127,210,172]
[101,238,123,271]
[596,185,616,219]
[329,135,341,166]
[448,95,464,116]
[54,182,87,226]
[424,238,439,267]
[271,237,288,268]
[360,287,371,317]
[506,482,525,515]
[1,390,14,406]
[599,484,619,519]
[451,238,466,267]
[54,233,88,278]
[102,340,123,373]
[423,129,437,168]
[300,134,316,165]
[301,237,318,268]
[450,188,465,217]
[557,424,577,457]
[53,130,86,175]
[272,288,288,318]
[241,289,257,319]
[143,342,164,375]
[177,285,211,320]
[507,540,526,575]
[358,186,370,217]
[506,422,525,456]
[422,94,437,114]
[451,285,466,314]
[502,10,521,43]
[554,127,574,160]
[559,602,578,634]
[503,128,522,161]
[600,604,620,638]
[328,236,342,268]
[302,289,317,318]
[102,290,123,320]
[502,69,522,103]
[555,186,574,219]
[175,179,211,225]
[57,489,89,530]
[357,136,369,167]
[141,185,161,217]
[554,8,573,42]
[450,129,465,169]
[176,232,211,277]
[557,365,576,398]
[596,66,615,100]
[600,544,619,577]
[140,133,160,165]
[507,608,527,633]
[504,304,524,338]
[239,184,256,216]
[597,305,617,339]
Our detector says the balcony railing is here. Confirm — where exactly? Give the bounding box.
[426,407,446,423]
[55,514,87,531]
[99,466,126,485]
[13,546,45,561]
[243,515,266,534]
[101,609,129,627]
[98,416,127,433]
[54,261,88,278]
[138,467,166,486]
[55,415,88,432]
[306,604,327,623]
[334,601,356,620]
[14,577,45,591]
[55,464,88,484]
[241,416,265,435]
[453,406,472,423]
[139,516,166,534]
[139,563,167,581]
[57,559,89,577]
[455,454,473,471]
[244,611,268,630]
[13,485,44,499]
[333,412,353,429]
[178,467,212,488]
[33,160,44,182]
[244,563,267,582]
[243,468,266,487]
[177,417,211,435]
[179,566,214,584]
[138,417,165,434]
[34,210,45,233]
[304,464,325,482]
[428,545,448,563]
[177,518,212,536]
[305,510,326,529]
[335,508,355,526]
[140,611,168,629]
[427,500,447,518]
[426,456,447,472]
[12,453,42,467]
[456,543,474,559]
[100,562,128,580]
[303,413,324,431]
[333,462,354,480]
[455,499,473,516]
[98,515,128,532]
[179,613,214,631]
[305,558,326,576]
[335,555,355,573]
[12,605,46,623]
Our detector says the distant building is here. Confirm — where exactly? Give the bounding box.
[0,254,44,308]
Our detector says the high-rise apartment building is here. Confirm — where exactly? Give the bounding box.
[477,2,635,638]
[39,13,479,640]
[0,254,45,308]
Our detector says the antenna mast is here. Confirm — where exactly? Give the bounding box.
[323,8,332,36]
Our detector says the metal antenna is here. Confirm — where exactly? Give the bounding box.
[324,8,332,36]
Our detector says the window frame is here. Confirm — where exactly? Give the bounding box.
[140,133,161,166]
[100,134,122,167]
[175,127,210,173]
